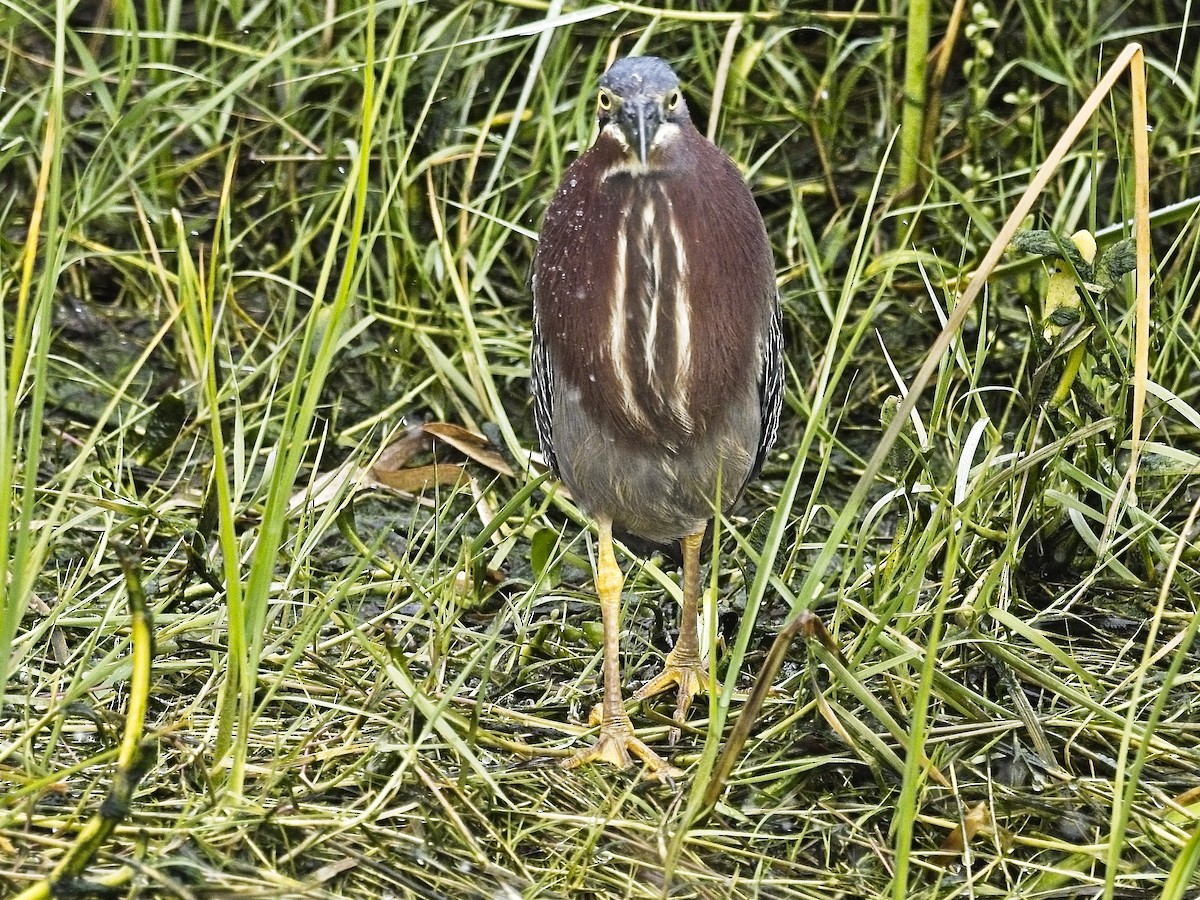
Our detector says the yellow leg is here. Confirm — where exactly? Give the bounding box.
[563,518,679,777]
[633,527,710,726]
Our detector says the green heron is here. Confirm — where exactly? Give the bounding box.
[531,56,782,774]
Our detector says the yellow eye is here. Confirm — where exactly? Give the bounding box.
[597,89,613,111]
[667,90,681,109]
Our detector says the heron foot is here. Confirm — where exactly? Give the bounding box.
[561,715,681,779]
[634,645,709,725]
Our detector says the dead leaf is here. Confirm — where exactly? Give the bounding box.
[291,421,508,511]
[424,421,515,476]
[293,460,365,512]
[368,462,467,493]
[932,801,992,868]
[374,425,431,472]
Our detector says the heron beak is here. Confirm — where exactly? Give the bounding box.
[626,98,663,166]
[635,103,653,165]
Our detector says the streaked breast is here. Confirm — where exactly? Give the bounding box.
[605,178,695,441]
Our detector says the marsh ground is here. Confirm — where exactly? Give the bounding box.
[2,2,1200,898]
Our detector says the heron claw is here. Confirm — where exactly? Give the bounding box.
[562,715,682,780]
[634,648,709,726]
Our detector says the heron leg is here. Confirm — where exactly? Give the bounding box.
[634,527,710,727]
[563,518,679,777]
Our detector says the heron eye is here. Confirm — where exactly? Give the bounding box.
[597,89,613,111]
[667,90,681,109]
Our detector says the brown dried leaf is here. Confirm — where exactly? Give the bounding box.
[932,801,992,868]
[291,422,503,509]
[423,421,515,476]
[368,462,466,494]
[289,460,364,512]
[374,425,432,472]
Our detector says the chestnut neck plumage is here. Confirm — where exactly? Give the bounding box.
[597,121,687,178]
[534,108,772,454]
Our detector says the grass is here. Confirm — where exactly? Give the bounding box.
[2,1,1200,897]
